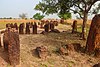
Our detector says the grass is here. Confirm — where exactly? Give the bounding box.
[0,22,22,29]
[0,22,99,67]
[77,25,90,37]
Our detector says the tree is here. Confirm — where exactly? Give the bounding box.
[58,12,71,20]
[33,13,44,20]
[35,0,100,39]
[19,13,27,19]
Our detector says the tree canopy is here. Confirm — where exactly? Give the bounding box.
[35,0,100,19]
[58,12,71,20]
[33,13,44,20]
[35,0,100,39]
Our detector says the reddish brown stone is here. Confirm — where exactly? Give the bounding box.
[10,23,14,28]
[72,20,77,33]
[93,63,100,67]
[3,29,20,66]
[35,46,48,59]
[72,43,81,52]
[54,21,58,26]
[86,14,100,54]
[13,23,18,30]
[50,23,55,30]
[59,47,68,55]
[25,23,30,34]
[19,23,24,34]
[40,31,48,35]
[6,23,11,28]
[44,23,50,32]
[50,29,60,33]
[32,22,37,34]
[60,19,64,24]
[66,44,75,51]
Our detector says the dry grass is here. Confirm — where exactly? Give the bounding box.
[0,21,99,67]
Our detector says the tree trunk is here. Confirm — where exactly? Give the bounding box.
[81,12,88,40]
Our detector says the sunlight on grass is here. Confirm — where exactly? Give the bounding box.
[0,22,21,29]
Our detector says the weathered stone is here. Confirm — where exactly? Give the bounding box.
[65,43,81,52]
[3,29,20,66]
[6,23,11,28]
[40,31,48,35]
[72,20,77,33]
[50,23,55,30]
[50,29,60,33]
[93,63,100,67]
[10,23,14,28]
[72,43,81,52]
[60,19,64,24]
[13,23,18,30]
[38,22,41,25]
[66,44,75,51]
[86,14,100,54]
[44,23,50,32]
[54,21,58,26]
[59,46,68,55]
[32,22,37,34]
[19,23,24,34]
[25,23,30,34]
[35,46,48,59]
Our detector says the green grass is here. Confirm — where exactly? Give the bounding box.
[77,25,90,38]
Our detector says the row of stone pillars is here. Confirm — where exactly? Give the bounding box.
[19,22,38,34]
[6,22,56,34]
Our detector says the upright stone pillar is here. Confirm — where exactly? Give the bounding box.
[50,23,55,30]
[19,23,24,34]
[3,29,20,66]
[25,23,30,34]
[44,23,50,32]
[86,14,100,56]
[72,20,77,33]
[32,22,37,34]
[14,23,18,30]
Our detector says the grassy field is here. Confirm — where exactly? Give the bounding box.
[0,22,21,29]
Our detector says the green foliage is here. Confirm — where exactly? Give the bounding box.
[33,13,44,20]
[58,12,71,20]
[92,3,100,14]
[34,0,72,19]
[34,0,99,39]
[34,0,99,19]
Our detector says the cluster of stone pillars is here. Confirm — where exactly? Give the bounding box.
[0,14,99,66]
[19,22,37,34]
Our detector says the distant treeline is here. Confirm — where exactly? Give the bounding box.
[0,17,33,19]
